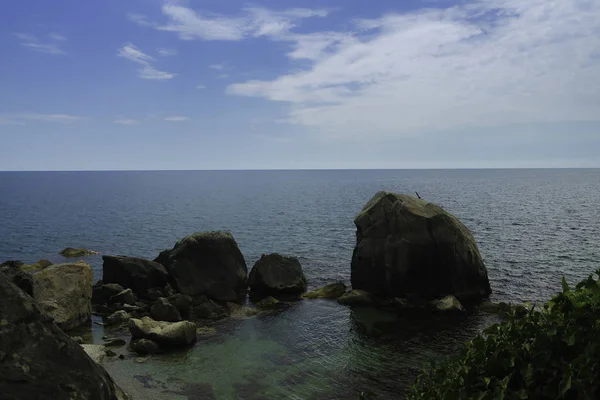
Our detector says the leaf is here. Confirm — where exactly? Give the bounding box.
[559,374,572,397]
[562,276,570,293]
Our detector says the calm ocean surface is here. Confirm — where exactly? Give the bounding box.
[1,169,599,399]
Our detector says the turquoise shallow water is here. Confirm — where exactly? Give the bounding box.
[1,169,599,398]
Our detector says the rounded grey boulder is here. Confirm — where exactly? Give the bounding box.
[248,253,307,296]
[151,297,182,322]
[351,192,491,302]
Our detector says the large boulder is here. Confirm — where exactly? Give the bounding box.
[33,262,93,331]
[102,256,169,298]
[129,317,196,347]
[248,253,307,296]
[0,272,130,400]
[351,192,491,302]
[154,231,248,302]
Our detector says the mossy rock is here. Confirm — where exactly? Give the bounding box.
[303,282,347,299]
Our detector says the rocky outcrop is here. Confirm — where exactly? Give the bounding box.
[102,256,169,298]
[351,192,491,302]
[0,260,35,295]
[248,254,307,296]
[60,247,99,257]
[33,262,93,331]
[192,298,230,320]
[129,317,196,347]
[105,310,131,326]
[109,289,136,305]
[167,293,192,318]
[154,231,248,302]
[303,282,347,299]
[0,272,130,400]
[151,298,182,322]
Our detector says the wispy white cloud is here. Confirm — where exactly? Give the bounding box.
[146,3,329,41]
[164,116,189,121]
[0,113,83,125]
[209,63,226,70]
[196,84,206,89]
[117,43,175,80]
[114,118,139,125]
[49,33,66,41]
[226,0,600,141]
[14,32,66,55]
[157,47,177,56]
[128,13,154,27]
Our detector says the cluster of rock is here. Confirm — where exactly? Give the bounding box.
[0,190,499,398]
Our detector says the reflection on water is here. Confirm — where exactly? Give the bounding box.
[103,299,501,400]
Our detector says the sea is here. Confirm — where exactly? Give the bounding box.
[1,169,599,400]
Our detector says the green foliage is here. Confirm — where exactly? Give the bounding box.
[407,270,600,400]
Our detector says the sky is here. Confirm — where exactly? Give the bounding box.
[0,0,599,170]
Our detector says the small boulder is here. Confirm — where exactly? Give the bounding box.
[337,290,373,306]
[92,283,125,305]
[33,262,93,331]
[151,297,182,322]
[154,231,248,302]
[479,300,508,314]
[60,247,99,257]
[146,288,164,301]
[193,299,230,320]
[105,310,131,326]
[168,293,192,318]
[129,317,196,347]
[102,256,169,298]
[131,339,161,355]
[248,254,307,296]
[256,296,280,307]
[430,295,465,312]
[303,282,347,299]
[109,289,136,305]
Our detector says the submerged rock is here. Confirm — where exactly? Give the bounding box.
[430,295,465,312]
[337,289,374,306]
[33,262,93,331]
[256,296,281,307]
[0,272,130,399]
[351,192,491,301]
[129,317,196,347]
[60,247,99,257]
[102,256,169,298]
[105,310,131,326]
[248,253,307,296]
[151,297,182,322]
[154,231,248,302]
[303,282,347,299]
[131,338,161,355]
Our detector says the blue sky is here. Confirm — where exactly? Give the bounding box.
[1,0,599,170]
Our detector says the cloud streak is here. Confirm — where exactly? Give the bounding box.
[164,116,189,121]
[0,113,83,125]
[117,43,175,80]
[14,33,66,55]
[225,0,600,140]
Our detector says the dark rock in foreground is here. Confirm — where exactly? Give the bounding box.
[154,231,248,302]
[0,260,34,295]
[248,253,307,296]
[151,297,182,322]
[102,255,169,298]
[0,272,130,399]
[351,192,491,302]
[60,247,100,257]
[33,262,93,331]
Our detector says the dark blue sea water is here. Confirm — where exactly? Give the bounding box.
[1,169,599,399]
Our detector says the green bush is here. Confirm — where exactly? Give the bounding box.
[407,271,600,400]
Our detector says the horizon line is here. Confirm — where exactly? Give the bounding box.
[1,167,599,172]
